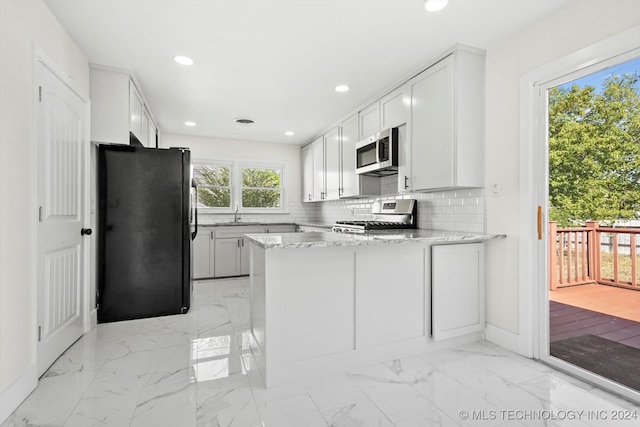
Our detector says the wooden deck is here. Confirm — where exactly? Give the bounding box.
[549,283,640,349]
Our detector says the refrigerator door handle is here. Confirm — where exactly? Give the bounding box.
[191,178,198,240]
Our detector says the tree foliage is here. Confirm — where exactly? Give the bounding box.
[195,166,281,208]
[548,72,640,226]
[196,166,230,208]
[241,168,281,208]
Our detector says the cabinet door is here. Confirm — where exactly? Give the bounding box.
[148,117,157,148]
[359,102,380,139]
[240,237,251,275]
[214,238,241,277]
[141,108,150,147]
[89,68,130,144]
[410,56,454,190]
[301,145,314,202]
[380,86,408,129]
[396,123,410,193]
[193,230,212,278]
[340,114,359,198]
[432,243,485,341]
[129,81,144,143]
[312,137,325,201]
[324,127,340,200]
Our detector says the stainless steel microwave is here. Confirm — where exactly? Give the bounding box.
[355,127,398,176]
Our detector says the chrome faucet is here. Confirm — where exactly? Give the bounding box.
[234,204,240,223]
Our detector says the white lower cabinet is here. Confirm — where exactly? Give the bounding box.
[215,238,242,277]
[213,225,295,277]
[432,243,485,341]
[356,245,425,347]
[193,229,215,279]
[250,240,487,388]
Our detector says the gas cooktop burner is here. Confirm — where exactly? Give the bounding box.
[332,199,417,233]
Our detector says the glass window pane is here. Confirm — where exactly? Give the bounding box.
[242,168,280,188]
[198,187,231,208]
[194,164,231,208]
[195,166,230,186]
[242,189,281,208]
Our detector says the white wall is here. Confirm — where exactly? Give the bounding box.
[159,134,315,223]
[0,0,89,421]
[484,0,640,352]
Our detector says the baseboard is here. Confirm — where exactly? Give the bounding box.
[0,365,37,424]
[485,323,531,357]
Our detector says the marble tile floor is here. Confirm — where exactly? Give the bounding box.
[3,277,640,427]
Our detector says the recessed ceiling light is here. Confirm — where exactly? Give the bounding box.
[285,131,294,136]
[423,0,448,12]
[335,85,350,93]
[185,121,196,126]
[174,55,194,66]
[234,117,256,125]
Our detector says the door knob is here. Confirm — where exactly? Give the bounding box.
[81,228,92,236]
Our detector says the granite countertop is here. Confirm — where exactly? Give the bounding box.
[197,222,334,229]
[198,222,296,227]
[245,229,506,249]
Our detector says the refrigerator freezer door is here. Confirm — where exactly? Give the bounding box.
[98,145,190,323]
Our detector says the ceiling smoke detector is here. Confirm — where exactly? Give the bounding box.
[234,117,256,125]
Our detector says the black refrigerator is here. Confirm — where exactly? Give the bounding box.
[98,144,197,323]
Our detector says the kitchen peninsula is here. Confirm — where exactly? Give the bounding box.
[245,229,504,388]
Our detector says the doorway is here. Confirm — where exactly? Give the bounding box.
[35,56,90,376]
[536,50,640,398]
[546,56,640,391]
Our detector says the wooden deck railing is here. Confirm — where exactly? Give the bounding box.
[549,221,640,290]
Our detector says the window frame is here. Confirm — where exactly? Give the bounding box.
[239,162,286,212]
[193,159,286,214]
[192,160,234,212]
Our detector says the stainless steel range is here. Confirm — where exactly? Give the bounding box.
[333,199,417,233]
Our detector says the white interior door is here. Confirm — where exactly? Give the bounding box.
[36,60,87,376]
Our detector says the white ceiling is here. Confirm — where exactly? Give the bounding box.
[44,0,571,145]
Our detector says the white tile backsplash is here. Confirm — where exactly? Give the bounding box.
[315,188,485,232]
[197,200,317,225]
[197,186,485,233]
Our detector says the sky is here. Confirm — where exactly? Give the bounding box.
[560,56,640,91]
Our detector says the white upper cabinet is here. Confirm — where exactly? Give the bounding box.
[340,114,381,198]
[408,49,485,191]
[89,65,157,148]
[380,86,408,130]
[129,82,143,142]
[301,45,485,198]
[358,102,380,140]
[324,127,341,200]
[301,144,314,203]
[340,114,360,198]
[312,136,326,201]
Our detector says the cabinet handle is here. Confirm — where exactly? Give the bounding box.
[237,239,240,248]
[210,231,213,239]
[308,194,312,201]
[338,188,343,197]
[404,176,409,190]
[242,238,245,246]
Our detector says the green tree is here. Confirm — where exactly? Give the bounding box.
[548,72,640,226]
[242,168,281,208]
[196,166,230,208]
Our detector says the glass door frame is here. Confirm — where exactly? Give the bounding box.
[527,35,640,402]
